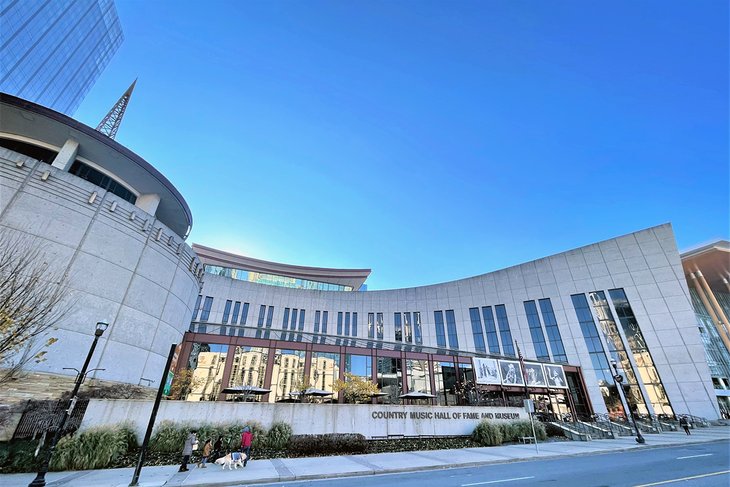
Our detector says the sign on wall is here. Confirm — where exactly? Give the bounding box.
[473,357,501,385]
[524,363,546,387]
[544,364,568,388]
[498,360,524,386]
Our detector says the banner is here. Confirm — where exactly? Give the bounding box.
[473,357,501,385]
[498,359,524,386]
[524,363,546,387]
[544,364,568,388]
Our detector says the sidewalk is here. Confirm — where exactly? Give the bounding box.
[3,426,728,487]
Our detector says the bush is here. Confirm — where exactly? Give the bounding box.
[472,420,503,446]
[289,433,367,455]
[267,422,292,450]
[50,424,137,471]
[501,420,547,442]
[150,421,189,453]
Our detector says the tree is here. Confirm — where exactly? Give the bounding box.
[0,231,70,386]
[333,372,380,404]
[167,368,202,400]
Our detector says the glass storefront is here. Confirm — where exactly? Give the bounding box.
[270,349,306,403]
[186,343,228,401]
[310,352,340,401]
[377,357,402,404]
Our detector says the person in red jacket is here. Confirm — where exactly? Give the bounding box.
[240,426,253,467]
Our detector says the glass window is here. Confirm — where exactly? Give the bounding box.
[310,352,340,401]
[406,359,430,393]
[231,302,241,325]
[481,306,501,354]
[257,305,266,327]
[352,312,357,336]
[227,346,269,402]
[346,354,372,379]
[240,303,249,325]
[368,313,375,339]
[337,312,343,335]
[291,309,299,330]
[413,312,423,345]
[433,361,457,405]
[434,311,446,348]
[495,305,515,356]
[270,349,306,403]
[314,311,321,333]
[222,300,232,325]
[377,357,402,404]
[403,312,413,343]
[345,312,351,336]
[524,300,550,360]
[445,310,459,349]
[394,312,403,342]
[539,298,568,363]
[282,308,290,330]
[186,343,228,401]
[376,312,384,340]
[322,311,329,334]
[191,294,202,325]
[299,309,306,331]
[200,296,213,322]
[266,306,274,327]
[469,307,486,353]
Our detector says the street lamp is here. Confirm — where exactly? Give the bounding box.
[29,321,109,487]
[610,359,645,444]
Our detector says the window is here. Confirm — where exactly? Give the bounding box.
[403,312,413,343]
[481,306,500,354]
[352,312,357,336]
[469,308,486,353]
[298,309,305,331]
[291,309,299,330]
[231,302,241,324]
[314,311,321,333]
[394,313,403,342]
[524,301,550,360]
[240,303,249,325]
[257,305,266,327]
[310,352,340,400]
[377,357,402,404]
[345,312,351,336]
[69,160,136,204]
[376,312,384,340]
[494,305,515,356]
[539,298,568,362]
[186,343,227,401]
[322,311,328,334]
[368,313,375,339]
[413,312,423,345]
[222,300,232,325]
[337,312,343,335]
[445,310,459,349]
[228,346,268,400]
[282,308,290,330]
[434,311,446,348]
[200,296,214,322]
[191,294,202,324]
[266,306,274,327]
[406,359,430,393]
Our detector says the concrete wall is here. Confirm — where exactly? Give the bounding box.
[196,224,719,419]
[0,150,200,388]
[81,399,528,440]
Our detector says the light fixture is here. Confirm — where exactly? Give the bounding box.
[95,321,109,336]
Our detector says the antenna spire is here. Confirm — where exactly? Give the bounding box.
[96,79,137,139]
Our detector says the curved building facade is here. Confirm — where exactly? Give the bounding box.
[0,93,202,387]
[181,223,719,420]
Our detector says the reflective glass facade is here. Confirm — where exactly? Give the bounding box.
[204,265,353,291]
[539,298,568,363]
[525,300,550,360]
[0,0,123,115]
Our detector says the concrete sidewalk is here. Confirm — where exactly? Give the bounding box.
[3,427,728,487]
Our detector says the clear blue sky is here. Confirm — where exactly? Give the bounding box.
[75,1,729,290]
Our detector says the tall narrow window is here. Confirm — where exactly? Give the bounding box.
[345,312,351,336]
[368,313,375,339]
[222,300,232,324]
[240,303,249,325]
[403,312,413,343]
[191,294,202,323]
[434,311,446,348]
[495,305,515,356]
[298,309,305,331]
[539,298,568,362]
[322,311,328,334]
[525,300,550,360]
[266,306,274,327]
[445,310,459,349]
[352,312,357,336]
[413,312,423,345]
[376,312,384,339]
[282,308,290,330]
[257,305,266,327]
[314,311,321,333]
[291,309,298,330]
[481,306,500,354]
[469,307,486,353]
[394,313,403,342]
[200,297,214,321]
[609,289,673,416]
[231,302,241,324]
[337,312,343,335]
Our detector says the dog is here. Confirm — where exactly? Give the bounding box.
[214,451,246,470]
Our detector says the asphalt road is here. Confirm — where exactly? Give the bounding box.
[249,440,729,487]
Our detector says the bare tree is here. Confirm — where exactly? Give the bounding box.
[0,230,71,386]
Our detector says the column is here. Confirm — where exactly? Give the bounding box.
[690,272,730,354]
[135,193,160,215]
[50,138,79,171]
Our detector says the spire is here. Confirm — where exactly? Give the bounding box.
[96,79,136,139]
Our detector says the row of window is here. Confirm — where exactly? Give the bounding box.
[204,265,353,291]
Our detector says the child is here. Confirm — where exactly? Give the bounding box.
[198,439,212,467]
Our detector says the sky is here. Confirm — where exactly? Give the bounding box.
[74,0,729,290]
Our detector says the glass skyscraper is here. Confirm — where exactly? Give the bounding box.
[0,0,123,115]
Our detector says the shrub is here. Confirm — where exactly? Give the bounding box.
[150,421,188,453]
[267,422,292,450]
[50,424,137,471]
[289,433,367,455]
[472,420,503,446]
[505,420,547,442]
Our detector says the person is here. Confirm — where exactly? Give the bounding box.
[198,439,212,468]
[212,435,223,461]
[179,429,198,472]
[679,416,691,435]
[240,426,253,467]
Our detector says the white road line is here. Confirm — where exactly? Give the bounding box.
[462,477,535,486]
[676,453,713,459]
[633,470,730,487]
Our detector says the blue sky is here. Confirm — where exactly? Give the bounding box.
[75,1,729,290]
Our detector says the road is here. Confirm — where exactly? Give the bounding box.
[248,440,729,487]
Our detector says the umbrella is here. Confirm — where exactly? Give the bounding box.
[370,392,389,397]
[221,386,271,395]
[303,388,334,397]
[400,391,436,399]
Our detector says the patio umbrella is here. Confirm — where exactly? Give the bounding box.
[220,385,271,395]
[303,388,334,397]
[370,392,389,397]
[399,391,436,399]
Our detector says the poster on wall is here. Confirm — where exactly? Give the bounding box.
[473,357,502,385]
[524,363,546,387]
[544,364,568,388]
[499,360,524,386]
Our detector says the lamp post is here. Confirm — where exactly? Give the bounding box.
[610,359,645,444]
[29,321,109,487]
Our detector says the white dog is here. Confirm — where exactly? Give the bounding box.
[214,452,246,470]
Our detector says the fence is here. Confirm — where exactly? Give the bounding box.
[12,399,89,440]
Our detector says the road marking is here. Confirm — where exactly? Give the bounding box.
[462,477,535,486]
[676,453,713,459]
[633,470,730,487]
